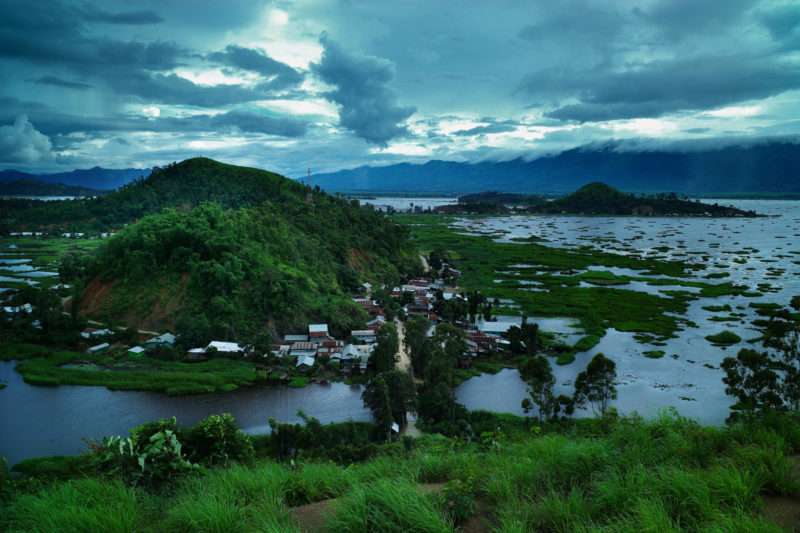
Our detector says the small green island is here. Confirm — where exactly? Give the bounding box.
[436,182,758,217]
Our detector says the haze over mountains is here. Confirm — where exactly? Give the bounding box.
[2,141,799,195]
[313,142,800,195]
[0,167,146,191]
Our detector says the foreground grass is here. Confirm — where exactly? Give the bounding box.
[2,343,257,394]
[4,410,800,532]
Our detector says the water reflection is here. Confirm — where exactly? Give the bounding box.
[0,361,370,467]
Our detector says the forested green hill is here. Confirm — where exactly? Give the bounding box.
[6,158,313,231]
[61,159,421,342]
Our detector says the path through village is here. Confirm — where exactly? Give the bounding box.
[394,316,423,437]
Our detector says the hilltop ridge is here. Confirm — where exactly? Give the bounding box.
[5,157,310,231]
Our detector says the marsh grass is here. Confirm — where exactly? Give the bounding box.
[8,343,256,394]
[391,215,750,339]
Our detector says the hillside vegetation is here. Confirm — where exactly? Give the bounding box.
[61,158,420,339]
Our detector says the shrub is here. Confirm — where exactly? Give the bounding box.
[86,429,198,488]
[705,330,742,344]
[184,413,254,466]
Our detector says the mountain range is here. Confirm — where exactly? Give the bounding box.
[4,141,800,196]
[0,167,146,191]
[312,141,800,195]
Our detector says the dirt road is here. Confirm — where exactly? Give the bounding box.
[394,317,412,373]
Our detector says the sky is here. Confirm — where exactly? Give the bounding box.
[1,0,799,178]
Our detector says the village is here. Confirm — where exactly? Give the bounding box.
[11,255,520,388]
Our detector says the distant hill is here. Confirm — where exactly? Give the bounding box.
[437,183,755,216]
[0,166,146,190]
[0,179,102,197]
[539,182,754,216]
[312,141,800,195]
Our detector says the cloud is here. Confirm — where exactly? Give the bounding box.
[453,124,517,136]
[208,110,307,137]
[208,45,304,90]
[80,7,164,25]
[0,115,52,163]
[758,4,800,45]
[107,72,265,107]
[311,34,416,146]
[30,76,93,90]
[0,108,307,139]
[532,55,800,122]
[640,0,756,42]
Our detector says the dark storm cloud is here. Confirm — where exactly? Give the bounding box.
[311,34,416,146]
[209,45,305,90]
[208,111,307,137]
[640,0,757,42]
[106,73,264,107]
[533,55,800,123]
[0,108,307,139]
[78,6,164,25]
[30,77,93,90]
[453,124,517,136]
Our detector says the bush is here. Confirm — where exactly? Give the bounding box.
[706,330,742,344]
[184,413,254,466]
[86,430,198,488]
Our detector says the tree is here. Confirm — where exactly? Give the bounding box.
[371,322,399,373]
[361,377,393,439]
[721,297,800,416]
[573,353,617,415]
[466,290,485,324]
[519,355,555,421]
[432,322,467,363]
[418,324,467,432]
[405,314,432,376]
[721,348,782,414]
[381,370,417,424]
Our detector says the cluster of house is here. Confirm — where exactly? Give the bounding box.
[84,329,176,357]
[76,270,516,371]
[7,232,116,239]
[397,277,511,365]
[272,315,388,373]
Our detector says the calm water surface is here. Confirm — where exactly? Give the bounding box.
[0,361,370,466]
[455,200,800,426]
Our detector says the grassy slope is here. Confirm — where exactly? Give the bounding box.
[3,411,799,531]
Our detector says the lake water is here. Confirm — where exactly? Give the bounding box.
[454,199,800,426]
[363,196,457,211]
[1,198,799,465]
[0,360,370,467]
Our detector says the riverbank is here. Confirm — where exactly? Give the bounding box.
[0,343,258,395]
